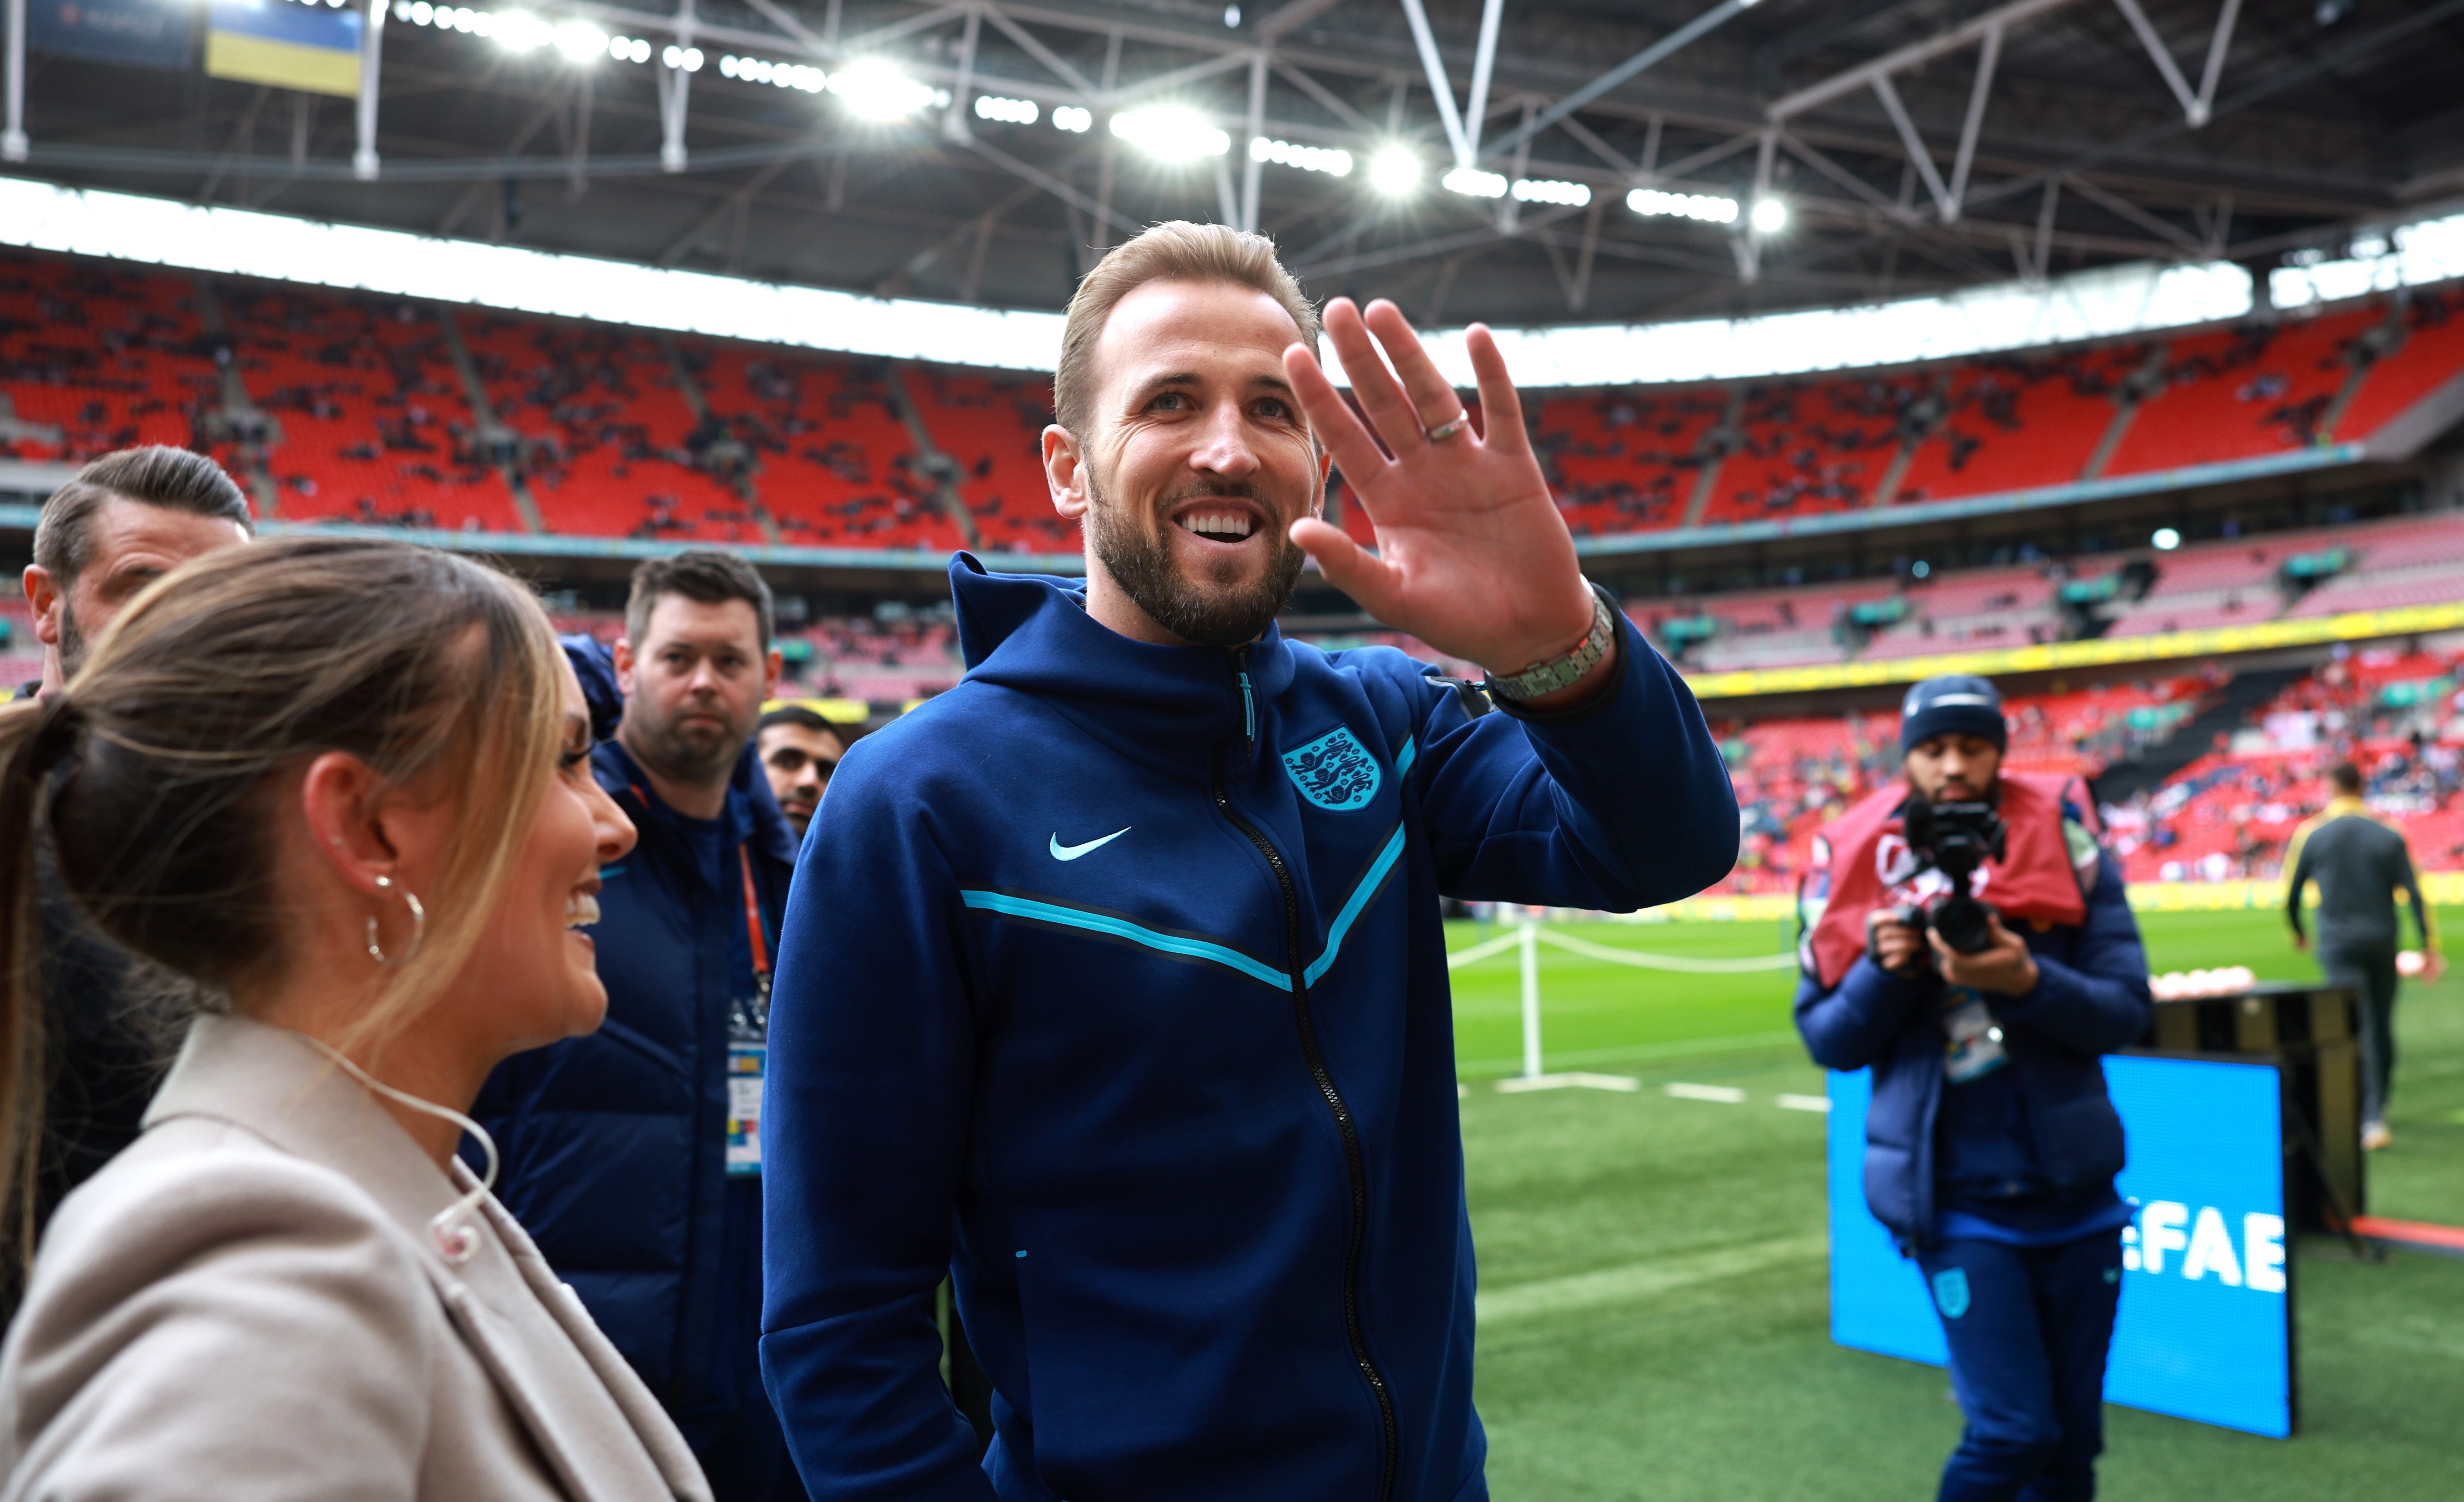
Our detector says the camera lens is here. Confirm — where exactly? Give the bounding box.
[1933,894,1996,955]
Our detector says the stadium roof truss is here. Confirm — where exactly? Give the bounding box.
[4,0,2461,327]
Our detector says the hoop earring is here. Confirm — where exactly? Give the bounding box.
[367,875,427,968]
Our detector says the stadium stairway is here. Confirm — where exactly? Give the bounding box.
[2091,664,2311,806]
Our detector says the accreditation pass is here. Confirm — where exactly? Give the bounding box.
[725,1040,764,1175]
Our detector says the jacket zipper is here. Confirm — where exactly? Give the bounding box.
[1217,646,1399,1502]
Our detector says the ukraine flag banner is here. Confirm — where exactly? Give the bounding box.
[204,0,363,98]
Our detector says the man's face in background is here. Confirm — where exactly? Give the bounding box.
[1904,734,2004,804]
[615,595,779,790]
[25,496,251,686]
[759,719,843,837]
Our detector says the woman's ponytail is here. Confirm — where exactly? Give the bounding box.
[0,695,62,1295]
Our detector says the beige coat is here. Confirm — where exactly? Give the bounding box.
[0,1013,714,1502]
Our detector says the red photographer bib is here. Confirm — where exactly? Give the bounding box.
[1804,772,2091,990]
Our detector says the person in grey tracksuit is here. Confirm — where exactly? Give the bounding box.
[2285,760,2443,1147]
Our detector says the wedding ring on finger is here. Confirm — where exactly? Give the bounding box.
[1423,411,1469,443]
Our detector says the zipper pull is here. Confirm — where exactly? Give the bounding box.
[1230,646,1258,767]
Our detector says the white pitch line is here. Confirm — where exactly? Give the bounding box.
[1663,1082,1748,1104]
[1775,1093,1833,1113]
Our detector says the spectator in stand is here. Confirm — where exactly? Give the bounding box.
[0,538,707,1500]
[2285,762,2443,1151]
[475,552,804,1501]
[8,448,253,1322]
[754,705,843,841]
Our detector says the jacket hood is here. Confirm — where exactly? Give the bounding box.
[946,552,1297,771]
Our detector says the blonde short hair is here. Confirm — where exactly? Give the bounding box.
[1053,221,1321,439]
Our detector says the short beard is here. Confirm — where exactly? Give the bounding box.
[623,705,746,793]
[56,604,88,681]
[1085,472,1307,649]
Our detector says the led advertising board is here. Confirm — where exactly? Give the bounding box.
[1827,1054,2293,1438]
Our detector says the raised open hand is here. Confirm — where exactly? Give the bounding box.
[1283,298,1601,689]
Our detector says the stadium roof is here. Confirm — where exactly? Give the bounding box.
[7,0,2463,333]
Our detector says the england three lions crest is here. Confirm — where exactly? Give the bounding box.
[1282,727,1382,812]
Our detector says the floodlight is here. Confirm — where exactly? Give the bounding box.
[552,20,606,61]
[1512,177,1590,207]
[1750,196,1789,234]
[660,44,704,72]
[2152,527,2182,551]
[493,10,553,49]
[975,95,1040,125]
[409,0,432,21]
[1368,147,1421,197]
[1250,138,1352,177]
[1628,188,1738,224]
[1110,107,1231,162]
[1441,167,1507,199]
[830,60,941,119]
[1052,105,1093,133]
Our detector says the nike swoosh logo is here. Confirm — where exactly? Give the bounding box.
[1050,827,1131,862]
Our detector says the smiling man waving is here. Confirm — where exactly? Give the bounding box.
[759,222,1739,1502]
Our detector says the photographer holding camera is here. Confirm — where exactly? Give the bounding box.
[1795,675,2153,1502]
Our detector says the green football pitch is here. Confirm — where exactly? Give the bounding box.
[1448,906,2464,1499]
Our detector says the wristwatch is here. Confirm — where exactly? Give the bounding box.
[1483,584,1617,702]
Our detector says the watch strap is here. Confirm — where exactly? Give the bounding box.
[1483,585,1616,702]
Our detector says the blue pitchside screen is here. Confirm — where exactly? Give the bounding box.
[1827,1055,2293,1438]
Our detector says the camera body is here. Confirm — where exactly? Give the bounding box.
[1897,796,2009,955]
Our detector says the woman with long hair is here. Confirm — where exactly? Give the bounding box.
[0,536,710,1500]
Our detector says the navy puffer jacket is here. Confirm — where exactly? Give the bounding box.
[1793,839,2152,1247]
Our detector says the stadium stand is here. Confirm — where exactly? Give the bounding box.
[1536,386,1720,536]
[230,288,528,533]
[910,368,1077,552]
[0,253,229,467]
[1704,642,2464,897]
[2103,645,2464,882]
[2104,306,2383,476]
[1893,345,2150,505]
[1700,374,1918,526]
[691,345,959,550]
[16,243,2464,559]
[2333,286,2464,443]
[1715,677,2216,895]
[1635,511,2464,670]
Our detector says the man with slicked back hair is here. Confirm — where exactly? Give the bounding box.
[8,448,251,1327]
[21,445,254,701]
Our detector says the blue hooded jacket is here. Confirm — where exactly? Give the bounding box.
[474,637,801,1412]
[759,557,1739,1502]
[1792,821,2152,1248]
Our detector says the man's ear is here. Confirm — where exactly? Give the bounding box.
[23,565,61,647]
[1044,425,1088,522]
[764,645,783,700]
[612,637,637,699]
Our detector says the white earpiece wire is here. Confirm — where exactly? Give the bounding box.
[291,1032,499,1264]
